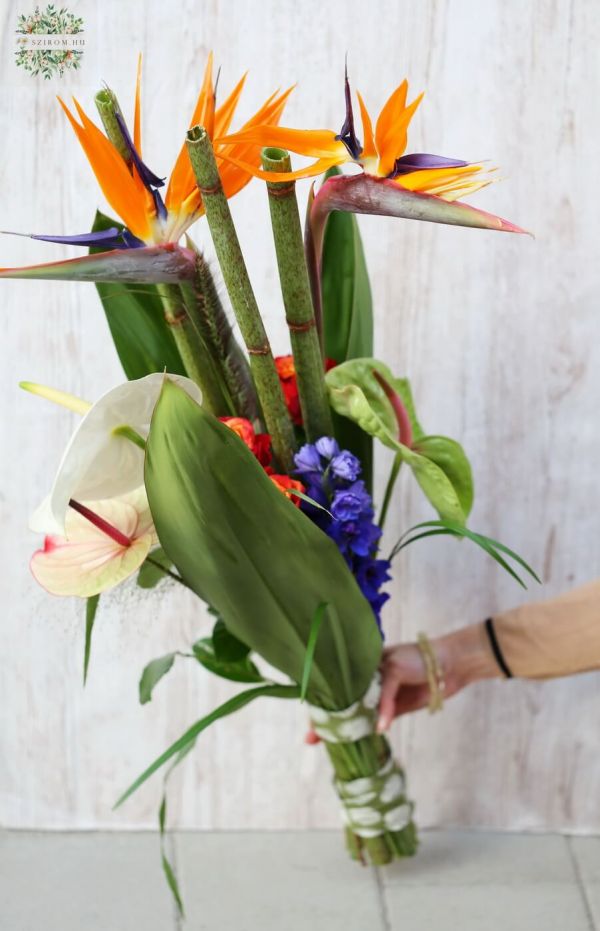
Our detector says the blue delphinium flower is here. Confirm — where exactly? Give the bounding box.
[295,438,391,631]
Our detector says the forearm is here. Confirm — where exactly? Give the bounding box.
[492,579,600,679]
[432,579,600,688]
[434,622,502,692]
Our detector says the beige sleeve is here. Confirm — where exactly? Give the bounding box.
[493,580,600,679]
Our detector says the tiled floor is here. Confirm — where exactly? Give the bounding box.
[0,830,598,930]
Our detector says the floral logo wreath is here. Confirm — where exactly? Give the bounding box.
[15,4,84,79]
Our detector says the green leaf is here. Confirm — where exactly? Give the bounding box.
[192,638,264,684]
[83,594,100,686]
[412,436,474,518]
[139,653,176,705]
[90,212,187,380]
[145,380,382,708]
[116,683,300,806]
[321,168,373,364]
[321,167,374,489]
[161,854,184,917]
[300,603,328,701]
[391,519,540,589]
[137,547,172,589]
[326,359,468,523]
[212,619,250,662]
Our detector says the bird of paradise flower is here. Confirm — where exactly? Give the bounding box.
[0,54,292,282]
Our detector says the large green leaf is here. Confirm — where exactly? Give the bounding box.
[321,167,374,489]
[321,169,373,363]
[144,380,382,709]
[326,359,472,523]
[90,212,187,380]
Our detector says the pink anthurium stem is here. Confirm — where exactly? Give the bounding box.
[372,370,413,448]
[68,499,132,548]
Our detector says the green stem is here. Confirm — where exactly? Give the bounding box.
[145,556,190,589]
[180,242,260,422]
[155,283,229,414]
[95,88,131,165]
[260,147,333,442]
[379,453,402,531]
[185,126,296,472]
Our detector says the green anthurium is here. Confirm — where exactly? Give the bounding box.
[144,379,382,709]
[325,359,472,524]
[326,358,424,448]
[411,435,474,518]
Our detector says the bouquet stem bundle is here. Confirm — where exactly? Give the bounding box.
[325,733,417,865]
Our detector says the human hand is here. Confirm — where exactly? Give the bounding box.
[377,623,500,731]
[305,622,499,743]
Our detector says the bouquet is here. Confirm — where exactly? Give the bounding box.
[2,55,536,909]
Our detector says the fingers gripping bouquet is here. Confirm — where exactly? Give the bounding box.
[4,55,537,904]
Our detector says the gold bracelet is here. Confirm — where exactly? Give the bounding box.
[417,632,445,714]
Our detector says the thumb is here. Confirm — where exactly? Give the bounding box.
[376,664,404,733]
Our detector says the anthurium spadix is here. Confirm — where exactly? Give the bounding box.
[31,488,157,598]
[27,373,201,534]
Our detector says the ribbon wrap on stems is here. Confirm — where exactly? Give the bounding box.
[308,675,414,842]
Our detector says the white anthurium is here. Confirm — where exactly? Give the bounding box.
[27,373,202,534]
[31,487,158,598]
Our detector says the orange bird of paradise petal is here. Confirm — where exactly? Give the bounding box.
[28,55,293,251]
[217,66,508,208]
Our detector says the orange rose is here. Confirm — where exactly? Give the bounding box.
[269,474,305,507]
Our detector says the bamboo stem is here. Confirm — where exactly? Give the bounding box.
[155,283,229,414]
[95,88,131,165]
[185,126,296,472]
[260,147,333,442]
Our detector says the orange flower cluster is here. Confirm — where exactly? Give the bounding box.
[275,355,337,427]
[220,417,305,506]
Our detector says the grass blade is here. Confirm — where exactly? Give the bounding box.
[161,853,184,917]
[115,683,300,808]
[83,594,100,686]
[300,603,328,701]
[390,519,539,589]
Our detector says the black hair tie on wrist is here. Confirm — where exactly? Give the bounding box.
[484,617,513,678]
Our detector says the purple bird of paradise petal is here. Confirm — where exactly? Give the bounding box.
[2,228,146,249]
[389,153,469,178]
[335,64,362,161]
[151,188,168,223]
[114,110,165,190]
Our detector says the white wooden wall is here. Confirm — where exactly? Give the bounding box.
[1,0,599,832]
